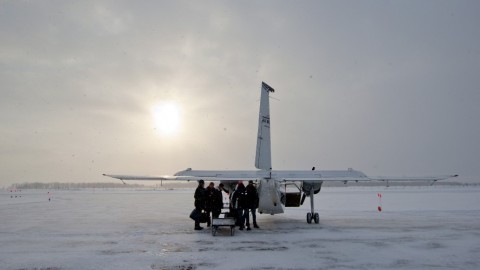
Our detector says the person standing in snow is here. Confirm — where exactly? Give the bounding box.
[245,180,260,229]
[211,183,224,219]
[231,181,247,230]
[205,182,215,226]
[194,180,206,230]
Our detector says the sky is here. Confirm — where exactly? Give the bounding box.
[1,0,479,186]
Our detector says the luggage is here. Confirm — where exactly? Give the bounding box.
[189,209,210,224]
[190,209,199,221]
[225,211,236,218]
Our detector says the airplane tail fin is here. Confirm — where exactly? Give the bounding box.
[255,82,274,170]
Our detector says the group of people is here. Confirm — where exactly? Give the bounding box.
[230,180,260,230]
[193,180,259,231]
[193,180,224,230]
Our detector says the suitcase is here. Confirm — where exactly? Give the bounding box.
[190,209,210,224]
[189,209,199,221]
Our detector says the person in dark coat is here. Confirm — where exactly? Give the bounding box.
[231,181,247,230]
[194,180,206,230]
[211,183,224,219]
[204,182,215,226]
[245,180,260,229]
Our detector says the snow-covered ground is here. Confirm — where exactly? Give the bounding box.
[1,186,479,270]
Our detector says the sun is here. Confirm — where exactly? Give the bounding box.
[152,102,181,135]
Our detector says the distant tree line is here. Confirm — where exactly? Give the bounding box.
[9,182,146,190]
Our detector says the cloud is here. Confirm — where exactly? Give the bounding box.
[1,1,479,185]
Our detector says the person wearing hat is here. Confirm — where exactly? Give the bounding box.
[245,180,260,229]
[194,180,206,230]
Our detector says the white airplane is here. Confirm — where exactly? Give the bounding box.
[104,82,458,224]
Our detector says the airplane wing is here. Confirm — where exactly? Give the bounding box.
[368,174,459,182]
[103,174,186,181]
[104,169,458,184]
[282,174,459,183]
[103,170,260,184]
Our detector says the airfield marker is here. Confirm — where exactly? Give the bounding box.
[377,193,382,212]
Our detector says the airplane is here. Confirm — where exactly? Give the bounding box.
[104,82,458,224]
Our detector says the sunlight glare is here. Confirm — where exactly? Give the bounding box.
[152,102,181,135]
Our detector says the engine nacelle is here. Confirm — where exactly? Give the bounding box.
[302,181,323,195]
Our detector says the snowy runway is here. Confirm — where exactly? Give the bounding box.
[1,186,479,270]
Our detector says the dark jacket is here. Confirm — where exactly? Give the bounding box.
[245,184,259,209]
[205,186,215,211]
[213,189,224,210]
[194,186,206,209]
[231,184,246,209]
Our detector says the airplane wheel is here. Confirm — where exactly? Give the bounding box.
[314,213,320,224]
[307,213,312,224]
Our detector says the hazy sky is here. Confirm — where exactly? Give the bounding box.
[1,1,479,186]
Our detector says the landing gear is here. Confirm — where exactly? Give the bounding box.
[306,209,319,224]
[305,185,320,224]
[314,213,319,224]
[307,212,312,224]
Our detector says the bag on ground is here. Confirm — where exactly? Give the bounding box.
[189,209,199,221]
